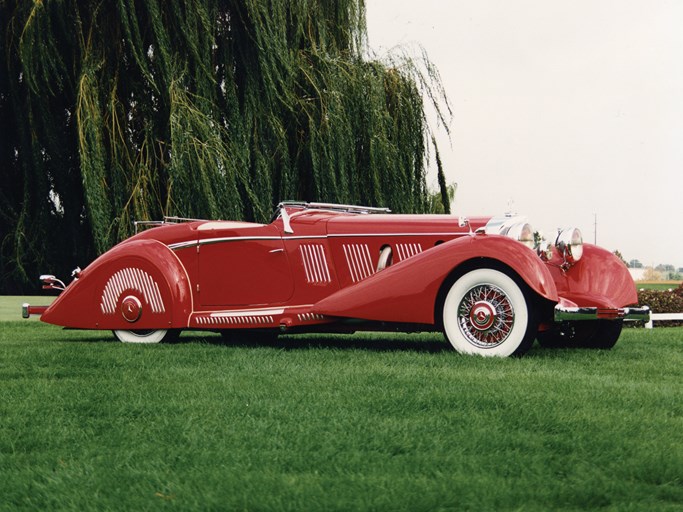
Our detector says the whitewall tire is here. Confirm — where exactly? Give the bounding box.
[442,268,536,357]
[112,329,179,344]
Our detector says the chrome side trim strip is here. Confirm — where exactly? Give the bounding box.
[209,308,285,318]
[169,235,282,250]
[195,305,313,315]
[327,232,466,239]
[169,241,199,250]
[169,232,470,251]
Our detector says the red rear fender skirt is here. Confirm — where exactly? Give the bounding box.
[41,240,192,330]
[314,235,558,325]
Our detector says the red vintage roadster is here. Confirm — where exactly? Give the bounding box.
[23,202,649,356]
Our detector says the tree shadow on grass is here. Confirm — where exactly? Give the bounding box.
[48,326,624,358]
[57,332,619,359]
[51,331,119,343]
[182,331,452,354]
[45,328,449,353]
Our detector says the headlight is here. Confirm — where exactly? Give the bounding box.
[555,228,583,264]
[506,222,535,250]
[484,216,535,250]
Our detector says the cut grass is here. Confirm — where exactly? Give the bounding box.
[0,321,681,511]
[636,281,683,291]
[1,296,55,322]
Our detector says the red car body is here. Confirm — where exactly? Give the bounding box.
[24,202,649,356]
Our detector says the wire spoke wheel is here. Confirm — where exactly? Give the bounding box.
[457,284,515,348]
[442,268,537,357]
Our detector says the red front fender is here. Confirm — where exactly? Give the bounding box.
[549,244,638,309]
[314,235,558,325]
[42,240,193,329]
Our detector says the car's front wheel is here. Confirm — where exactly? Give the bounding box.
[112,329,180,344]
[537,320,622,349]
[441,268,537,357]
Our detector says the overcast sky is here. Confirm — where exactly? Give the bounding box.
[366,0,682,269]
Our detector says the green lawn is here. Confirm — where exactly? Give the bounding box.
[636,281,683,291]
[1,296,55,322]
[0,315,681,511]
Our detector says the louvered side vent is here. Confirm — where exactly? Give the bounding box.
[195,315,275,326]
[297,313,326,322]
[343,243,375,283]
[396,243,423,261]
[101,268,165,314]
[299,244,332,284]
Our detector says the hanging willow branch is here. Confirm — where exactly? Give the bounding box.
[0,0,451,293]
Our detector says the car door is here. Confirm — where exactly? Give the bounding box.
[197,222,294,307]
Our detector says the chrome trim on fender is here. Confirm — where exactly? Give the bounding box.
[554,305,650,322]
[168,236,282,251]
[168,241,200,251]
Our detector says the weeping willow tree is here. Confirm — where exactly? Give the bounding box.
[0,0,450,293]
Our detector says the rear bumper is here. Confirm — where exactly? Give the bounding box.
[22,303,49,319]
[554,305,650,323]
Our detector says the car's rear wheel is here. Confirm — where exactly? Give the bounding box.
[220,330,279,344]
[112,329,180,344]
[441,268,537,357]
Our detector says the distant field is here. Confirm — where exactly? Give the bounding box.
[636,281,683,291]
[0,313,681,510]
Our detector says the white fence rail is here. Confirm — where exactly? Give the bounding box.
[645,313,683,329]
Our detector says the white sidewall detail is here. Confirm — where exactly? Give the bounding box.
[113,329,168,344]
[443,268,529,357]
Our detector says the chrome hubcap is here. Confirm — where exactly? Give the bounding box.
[470,301,497,331]
[458,284,514,348]
[121,295,142,323]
